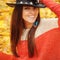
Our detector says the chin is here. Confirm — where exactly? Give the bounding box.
[28,21,35,24]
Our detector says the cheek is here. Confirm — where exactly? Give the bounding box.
[22,14,27,22]
[34,9,39,15]
[22,11,28,19]
[36,10,39,16]
[35,11,39,19]
[22,11,26,20]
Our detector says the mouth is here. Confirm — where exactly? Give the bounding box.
[28,16,35,19]
[29,16,34,17]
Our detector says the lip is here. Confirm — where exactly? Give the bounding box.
[28,16,35,18]
[27,17,34,20]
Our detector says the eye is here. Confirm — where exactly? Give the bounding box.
[24,7,30,10]
[33,7,36,9]
[33,7,38,10]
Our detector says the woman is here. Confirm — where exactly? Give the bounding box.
[0,0,46,60]
[0,0,60,60]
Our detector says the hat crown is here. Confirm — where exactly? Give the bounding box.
[16,0,38,4]
[7,0,46,8]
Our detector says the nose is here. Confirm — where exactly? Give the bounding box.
[30,9,35,15]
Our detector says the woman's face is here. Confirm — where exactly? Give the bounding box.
[22,6,39,24]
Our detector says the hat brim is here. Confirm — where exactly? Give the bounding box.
[6,2,46,8]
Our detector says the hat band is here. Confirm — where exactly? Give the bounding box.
[17,1,34,5]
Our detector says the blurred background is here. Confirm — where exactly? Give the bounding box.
[0,0,60,54]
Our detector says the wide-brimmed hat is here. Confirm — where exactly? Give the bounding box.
[6,0,46,8]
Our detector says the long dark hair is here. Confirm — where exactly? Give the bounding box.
[10,5,40,57]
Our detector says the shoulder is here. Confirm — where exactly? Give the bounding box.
[47,28,60,39]
[37,28,60,42]
[35,27,60,44]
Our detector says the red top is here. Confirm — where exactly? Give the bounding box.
[0,0,60,60]
[0,28,60,60]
